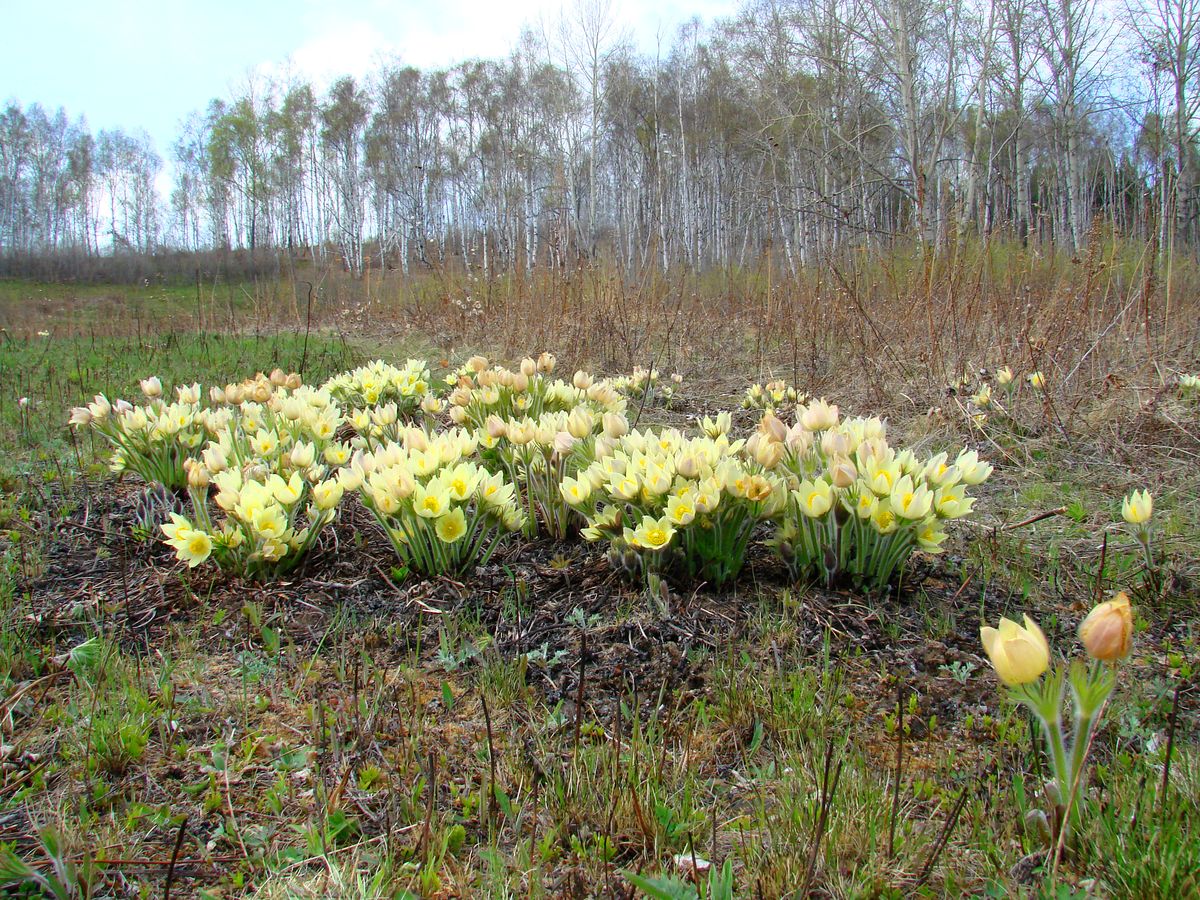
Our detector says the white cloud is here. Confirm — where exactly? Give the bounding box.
[261,0,741,91]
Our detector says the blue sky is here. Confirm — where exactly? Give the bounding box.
[1,0,740,157]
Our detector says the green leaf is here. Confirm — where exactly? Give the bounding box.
[623,871,699,900]
[66,637,102,679]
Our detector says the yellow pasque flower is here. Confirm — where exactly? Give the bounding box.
[996,366,1014,386]
[871,502,897,535]
[627,515,675,551]
[665,493,696,526]
[850,488,877,519]
[1028,371,1045,390]
[177,530,213,568]
[444,464,480,502]
[413,480,451,518]
[917,519,948,553]
[435,508,468,544]
[700,412,731,438]
[560,476,592,506]
[795,479,833,518]
[1121,489,1153,525]
[954,450,993,485]
[934,486,975,519]
[979,615,1050,686]
[1079,592,1133,661]
[891,475,934,520]
[312,480,345,512]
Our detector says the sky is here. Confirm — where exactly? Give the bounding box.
[1,0,742,158]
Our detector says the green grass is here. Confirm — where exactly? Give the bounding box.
[0,330,358,456]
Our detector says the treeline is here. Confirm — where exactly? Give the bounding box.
[3,0,1199,277]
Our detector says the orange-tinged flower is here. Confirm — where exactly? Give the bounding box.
[1079,592,1133,661]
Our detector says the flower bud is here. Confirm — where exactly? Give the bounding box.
[467,355,489,373]
[1079,592,1133,661]
[602,413,628,439]
[829,458,857,489]
[448,406,467,425]
[520,357,537,377]
[753,436,785,468]
[761,412,787,443]
[979,615,1050,686]
[553,431,576,456]
[821,429,850,459]
[537,351,557,373]
[567,407,594,439]
[69,406,93,427]
[269,368,287,387]
[185,458,210,489]
[785,424,812,454]
[252,382,272,403]
[140,376,163,399]
[996,366,1014,386]
[285,373,303,390]
[485,415,507,439]
[573,370,593,390]
[511,372,530,393]
[676,454,700,479]
[801,398,839,431]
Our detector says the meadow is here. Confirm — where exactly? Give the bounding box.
[0,240,1197,898]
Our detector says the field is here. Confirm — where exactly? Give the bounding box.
[0,244,1197,898]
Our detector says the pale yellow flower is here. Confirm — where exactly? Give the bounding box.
[980,615,1050,686]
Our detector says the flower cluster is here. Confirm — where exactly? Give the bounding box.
[160,382,349,577]
[608,366,681,408]
[323,358,431,412]
[69,379,211,490]
[68,357,1001,596]
[748,401,991,591]
[476,408,626,540]
[742,379,804,412]
[1179,373,1199,402]
[348,429,525,577]
[445,354,625,430]
[563,428,786,587]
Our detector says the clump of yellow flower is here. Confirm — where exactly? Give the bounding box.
[608,365,681,408]
[749,402,991,591]
[70,379,210,490]
[742,379,805,412]
[324,358,432,413]
[446,356,626,430]
[475,407,620,540]
[160,383,349,578]
[564,427,785,586]
[351,431,524,577]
